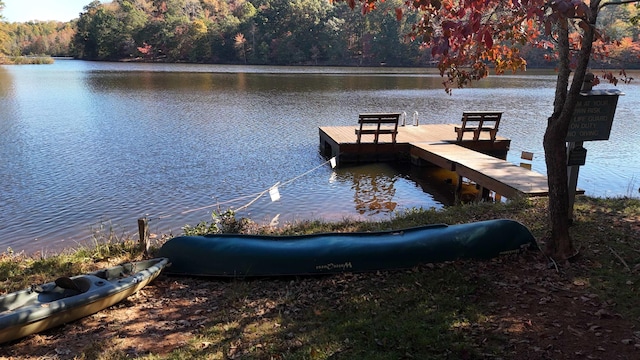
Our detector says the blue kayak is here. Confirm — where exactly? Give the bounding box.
[159,219,537,277]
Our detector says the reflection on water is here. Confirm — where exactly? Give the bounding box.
[352,174,398,215]
[329,163,446,216]
[339,163,483,215]
[0,61,638,254]
[343,164,399,215]
[0,68,15,139]
[0,68,12,97]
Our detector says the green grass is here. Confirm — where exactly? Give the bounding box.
[572,196,640,320]
[151,268,500,360]
[267,196,541,236]
[0,232,142,293]
[13,56,54,64]
[0,55,54,65]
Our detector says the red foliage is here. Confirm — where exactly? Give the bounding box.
[397,0,548,92]
[137,43,152,55]
[336,0,638,93]
[395,7,403,21]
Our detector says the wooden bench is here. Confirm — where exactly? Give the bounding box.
[355,113,401,144]
[454,111,502,142]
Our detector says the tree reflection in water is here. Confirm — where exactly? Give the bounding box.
[351,172,398,215]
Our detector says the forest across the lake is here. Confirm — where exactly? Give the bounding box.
[1,0,639,67]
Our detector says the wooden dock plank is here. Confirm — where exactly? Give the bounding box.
[409,142,458,170]
[410,143,550,197]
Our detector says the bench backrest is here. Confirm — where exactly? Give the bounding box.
[356,113,401,144]
[462,112,502,123]
[456,111,502,141]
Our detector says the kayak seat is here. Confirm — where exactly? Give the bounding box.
[93,269,109,280]
[54,277,91,293]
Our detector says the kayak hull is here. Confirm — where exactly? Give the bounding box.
[0,258,169,344]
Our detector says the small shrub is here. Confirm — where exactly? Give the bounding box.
[183,208,252,235]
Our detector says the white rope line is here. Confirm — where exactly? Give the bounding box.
[279,159,335,188]
[178,192,267,216]
[235,182,280,212]
[149,156,336,221]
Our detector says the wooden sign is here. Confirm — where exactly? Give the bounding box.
[567,146,587,166]
[566,89,623,142]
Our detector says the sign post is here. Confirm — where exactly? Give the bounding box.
[566,74,623,221]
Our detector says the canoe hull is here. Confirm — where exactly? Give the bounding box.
[159,219,536,277]
[0,258,169,344]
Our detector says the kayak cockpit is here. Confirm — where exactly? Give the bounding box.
[0,275,117,313]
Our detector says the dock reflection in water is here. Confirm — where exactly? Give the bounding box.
[329,163,458,217]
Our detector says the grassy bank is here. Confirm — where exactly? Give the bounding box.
[1,196,639,359]
[0,55,54,65]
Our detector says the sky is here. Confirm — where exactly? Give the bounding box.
[2,0,104,23]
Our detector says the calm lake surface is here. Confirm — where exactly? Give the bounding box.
[1,61,638,253]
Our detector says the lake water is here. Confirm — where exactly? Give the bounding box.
[1,61,638,254]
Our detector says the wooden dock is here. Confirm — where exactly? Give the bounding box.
[319,123,560,200]
[410,142,550,199]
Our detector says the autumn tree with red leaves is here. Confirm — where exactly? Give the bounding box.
[339,0,638,261]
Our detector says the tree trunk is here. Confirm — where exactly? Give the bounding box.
[543,119,574,259]
[543,17,574,259]
[543,3,600,260]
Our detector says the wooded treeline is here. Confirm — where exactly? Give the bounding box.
[1,0,639,67]
[71,0,426,66]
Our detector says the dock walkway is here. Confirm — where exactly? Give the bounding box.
[319,123,557,200]
[410,142,550,199]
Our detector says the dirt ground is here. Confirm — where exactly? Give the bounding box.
[0,250,639,360]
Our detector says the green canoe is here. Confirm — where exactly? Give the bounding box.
[159,219,537,277]
[0,258,169,344]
